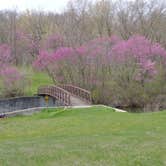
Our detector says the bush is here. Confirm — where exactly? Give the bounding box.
[0,66,29,97]
[33,35,166,111]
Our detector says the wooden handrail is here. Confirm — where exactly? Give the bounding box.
[38,85,71,106]
[59,84,92,103]
[38,84,92,105]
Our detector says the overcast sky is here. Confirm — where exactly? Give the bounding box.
[0,0,136,12]
[0,0,71,12]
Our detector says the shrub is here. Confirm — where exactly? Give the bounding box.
[0,66,29,97]
[33,35,166,111]
[0,44,13,66]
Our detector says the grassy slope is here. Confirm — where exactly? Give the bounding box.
[26,71,53,96]
[0,106,166,166]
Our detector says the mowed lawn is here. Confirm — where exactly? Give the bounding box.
[0,106,166,166]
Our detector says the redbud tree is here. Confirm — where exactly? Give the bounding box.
[0,66,28,97]
[0,44,29,97]
[34,35,166,108]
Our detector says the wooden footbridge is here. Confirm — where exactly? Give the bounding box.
[38,85,92,106]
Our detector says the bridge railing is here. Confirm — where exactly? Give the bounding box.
[38,85,71,106]
[59,84,92,104]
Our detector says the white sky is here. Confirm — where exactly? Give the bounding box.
[0,0,71,12]
[0,0,135,12]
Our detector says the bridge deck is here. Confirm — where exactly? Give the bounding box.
[38,85,92,106]
[70,95,90,106]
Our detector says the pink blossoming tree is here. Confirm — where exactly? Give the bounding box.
[34,35,166,108]
[0,43,29,97]
[0,66,28,97]
[0,44,13,67]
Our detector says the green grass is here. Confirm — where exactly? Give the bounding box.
[0,106,166,166]
[26,70,53,95]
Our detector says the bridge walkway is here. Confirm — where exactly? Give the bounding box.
[38,85,92,106]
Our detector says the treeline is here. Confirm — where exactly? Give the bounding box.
[0,0,166,111]
[0,0,166,65]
